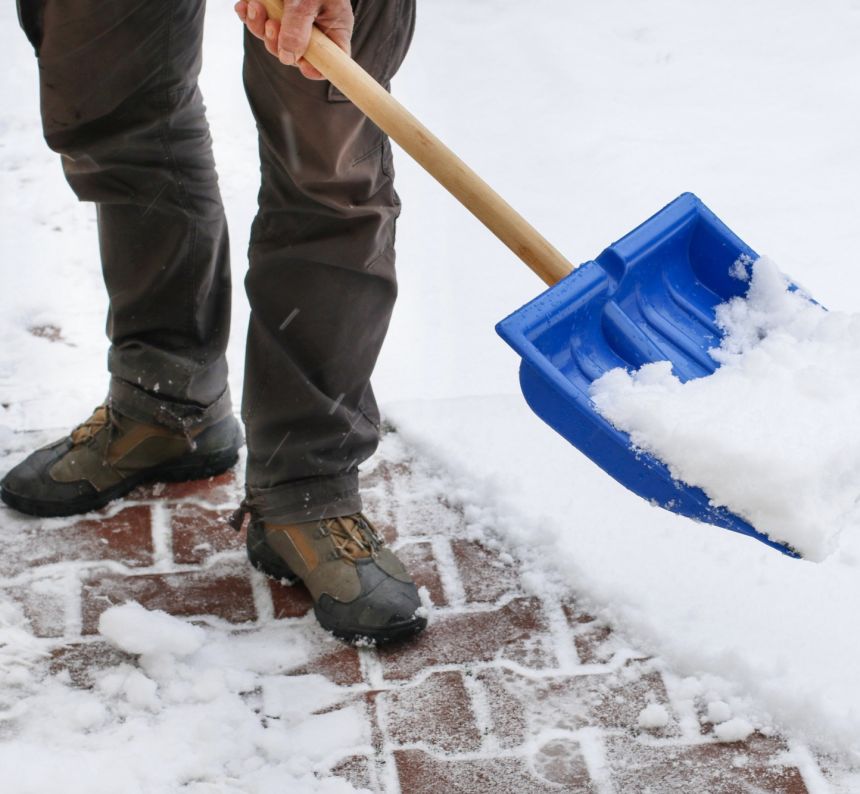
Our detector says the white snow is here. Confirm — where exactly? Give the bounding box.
[386,387,860,764]
[590,256,860,561]
[3,0,860,784]
[0,601,368,794]
[104,667,160,709]
[98,602,206,658]
[0,602,47,699]
[260,674,350,721]
[706,700,732,725]
[637,703,670,730]
[714,717,756,744]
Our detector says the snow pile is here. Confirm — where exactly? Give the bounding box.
[706,700,732,725]
[637,703,670,730]
[98,602,205,657]
[0,603,368,794]
[714,717,755,743]
[590,256,860,561]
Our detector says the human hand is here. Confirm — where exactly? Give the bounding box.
[235,0,354,80]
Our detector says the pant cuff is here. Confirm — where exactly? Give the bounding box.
[109,376,233,432]
[246,472,362,524]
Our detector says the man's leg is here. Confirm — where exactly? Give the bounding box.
[238,0,424,643]
[2,0,241,517]
[241,0,415,520]
[38,0,232,412]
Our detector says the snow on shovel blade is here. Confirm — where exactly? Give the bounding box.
[496,193,800,558]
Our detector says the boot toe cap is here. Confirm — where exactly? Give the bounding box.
[316,563,426,643]
[1,440,96,512]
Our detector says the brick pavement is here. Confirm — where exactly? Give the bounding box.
[0,430,846,792]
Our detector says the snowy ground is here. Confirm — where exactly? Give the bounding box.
[2,430,831,793]
[2,0,860,787]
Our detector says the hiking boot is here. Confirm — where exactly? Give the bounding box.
[243,512,427,644]
[1,404,243,517]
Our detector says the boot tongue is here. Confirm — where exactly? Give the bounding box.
[70,405,110,445]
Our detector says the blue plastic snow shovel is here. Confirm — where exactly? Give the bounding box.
[495,194,798,558]
[292,22,797,558]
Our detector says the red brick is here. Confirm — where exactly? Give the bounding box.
[80,564,256,634]
[478,662,676,738]
[534,738,595,791]
[1,506,153,575]
[376,597,555,681]
[4,584,66,638]
[50,641,135,687]
[562,599,598,626]
[363,690,387,753]
[605,735,808,794]
[585,662,675,732]
[289,645,363,686]
[395,541,447,606]
[395,749,572,794]
[575,623,615,665]
[475,668,529,749]
[451,539,521,604]
[170,503,239,564]
[384,670,482,753]
[331,755,374,791]
[268,578,314,619]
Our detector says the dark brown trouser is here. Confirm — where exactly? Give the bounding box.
[18,0,415,522]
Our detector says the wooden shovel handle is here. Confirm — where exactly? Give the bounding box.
[253,2,574,286]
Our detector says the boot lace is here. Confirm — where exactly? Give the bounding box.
[323,514,383,560]
[70,405,115,446]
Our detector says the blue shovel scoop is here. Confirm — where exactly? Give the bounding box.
[496,193,797,558]
[291,21,796,558]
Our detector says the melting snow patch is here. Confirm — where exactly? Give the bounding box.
[590,256,860,561]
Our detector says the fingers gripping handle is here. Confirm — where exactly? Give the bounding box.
[253,1,574,286]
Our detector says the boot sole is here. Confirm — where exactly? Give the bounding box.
[246,522,427,645]
[0,445,240,518]
[326,614,427,646]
